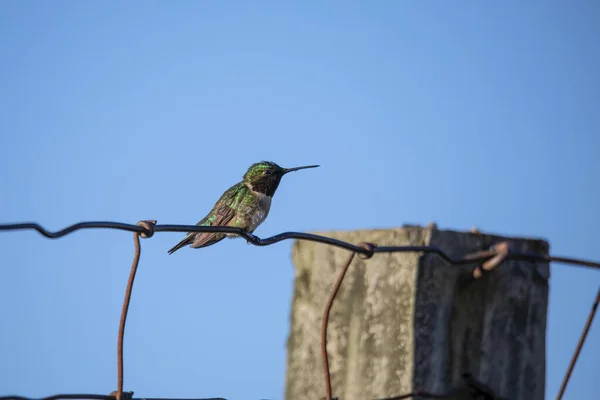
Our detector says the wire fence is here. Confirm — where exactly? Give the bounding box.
[1,220,599,400]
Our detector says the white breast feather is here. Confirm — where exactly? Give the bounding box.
[249,194,272,232]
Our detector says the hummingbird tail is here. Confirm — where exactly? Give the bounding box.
[167,233,194,255]
[189,233,226,249]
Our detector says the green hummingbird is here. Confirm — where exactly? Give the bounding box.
[168,161,319,254]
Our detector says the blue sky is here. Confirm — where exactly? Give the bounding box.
[1,1,599,399]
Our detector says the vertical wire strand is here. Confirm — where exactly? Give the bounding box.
[556,286,600,400]
[117,233,142,400]
[321,243,374,400]
[321,251,357,400]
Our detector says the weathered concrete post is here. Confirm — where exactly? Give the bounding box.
[285,226,549,400]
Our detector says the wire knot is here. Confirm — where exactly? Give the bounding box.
[109,390,134,400]
[136,220,156,238]
[472,241,511,279]
[357,242,376,260]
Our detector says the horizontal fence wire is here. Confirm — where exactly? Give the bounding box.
[0,387,497,400]
[1,221,599,400]
[2,221,600,269]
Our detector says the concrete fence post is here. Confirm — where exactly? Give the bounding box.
[285,226,549,400]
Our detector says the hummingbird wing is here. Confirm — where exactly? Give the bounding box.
[167,183,247,254]
[191,183,249,247]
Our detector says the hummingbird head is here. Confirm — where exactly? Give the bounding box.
[243,161,319,196]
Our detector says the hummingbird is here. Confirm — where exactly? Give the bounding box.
[167,161,319,254]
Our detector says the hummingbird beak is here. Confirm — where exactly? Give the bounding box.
[282,165,320,175]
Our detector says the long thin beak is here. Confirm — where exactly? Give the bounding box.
[282,164,320,174]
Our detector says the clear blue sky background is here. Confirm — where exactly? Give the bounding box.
[1,2,598,399]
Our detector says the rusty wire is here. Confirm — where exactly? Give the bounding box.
[114,221,157,400]
[556,286,600,400]
[321,243,375,400]
[116,232,141,400]
[1,220,600,400]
